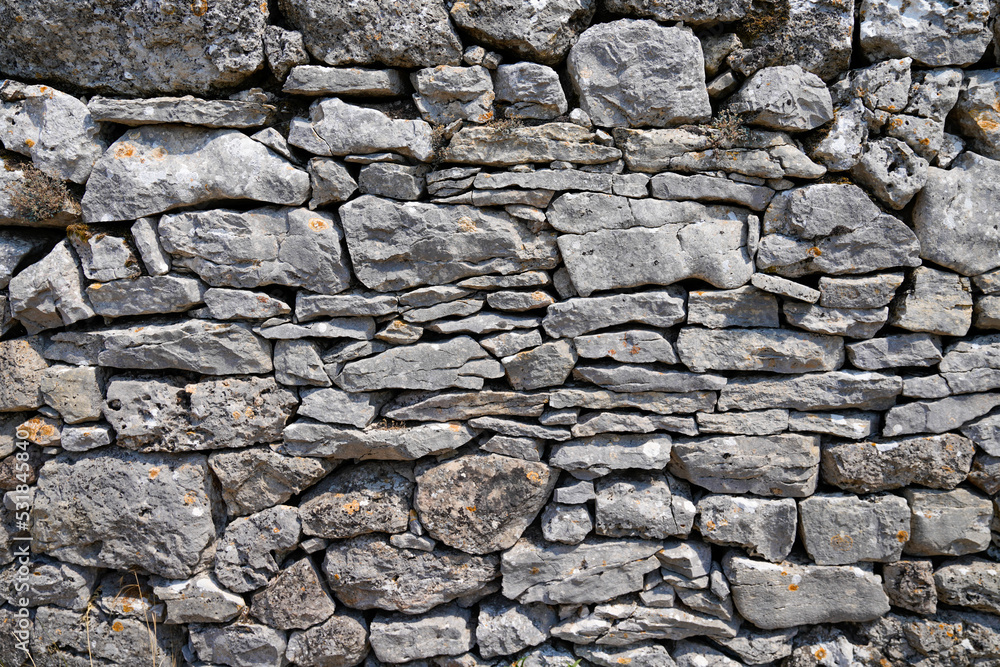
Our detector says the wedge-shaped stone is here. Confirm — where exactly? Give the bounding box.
[282,420,477,460]
[214,505,301,594]
[902,488,993,556]
[283,66,407,96]
[33,450,218,578]
[281,0,463,68]
[884,393,1000,437]
[9,240,94,334]
[340,196,558,291]
[104,375,296,452]
[323,534,499,614]
[289,98,434,161]
[783,303,888,339]
[799,494,911,565]
[501,535,662,605]
[549,388,716,415]
[549,433,673,479]
[819,272,904,308]
[568,20,711,128]
[158,207,351,295]
[297,388,390,428]
[573,363,726,392]
[383,390,548,422]
[723,553,890,629]
[44,319,273,375]
[209,447,333,518]
[913,152,1000,275]
[717,371,901,412]
[677,328,843,374]
[416,454,556,554]
[250,557,336,631]
[573,330,679,364]
[82,126,309,222]
[687,286,779,328]
[961,412,1000,456]
[299,461,413,539]
[595,471,695,540]
[0,0,267,95]
[650,172,773,211]
[698,496,797,562]
[941,333,1000,372]
[543,289,686,338]
[85,275,205,318]
[336,336,502,391]
[670,433,820,497]
[442,122,622,166]
[151,574,246,625]
[553,601,741,644]
[88,95,274,128]
[821,433,975,493]
[476,169,611,193]
[559,218,754,296]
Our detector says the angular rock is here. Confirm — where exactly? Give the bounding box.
[882,559,937,615]
[88,95,274,129]
[0,81,106,183]
[550,388,716,415]
[340,195,558,291]
[549,433,673,479]
[0,163,81,228]
[250,557,336,630]
[371,604,473,662]
[298,387,391,428]
[288,98,434,162]
[696,409,788,436]
[82,126,309,222]
[264,25,310,80]
[298,291,398,321]
[209,447,333,518]
[383,389,547,422]
[467,416,570,441]
[594,470,694,540]
[687,286,779,329]
[129,217,171,276]
[821,433,975,493]
[190,623,287,667]
[884,392,1000,437]
[443,121,622,166]
[697,495,797,562]
[799,493,910,565]
[650,172,773,210]
[274,339,329,387]
[359,163,426,202]
[783,303,887,339]
[151,573,246,624]
[38,365,102,424]
[336,336,502,391]
[727,65,832,131]
[412,65,495,125]
[541,503,593,545]
[953,69,1000,160]
[69,229,141,283]
[86,275,205,318]
[426,311,541,335]
[576,642,676,667]
[61,422,113,452]
[810,98,868,170]
[961,412,1000,456]
[280,0,463,67]
[677,327,842,374]
[670,433,820,497]
[298,461,412,539]
[568,20,709,128]
[572,364,725,393]
[0,555,95,611]
[104,375,295,452]
[487,290,555,312]
[889,267,972,336]
[859,0,991,67]
[717,370,901,411]
[750,274,820,303]
[322,533,499,614]
[934,557,1000,615]
[259,317,375,341]
[913,152,1000,275]
[283,65,408,97]
[724,553,890,628]
[846,333,942,370]
[33,449,217,578]
[902,488,993,557]
[543,289,686,338]
[494,63,568,120]
[285,613,370,667]
[850,136,928,209]
[308,158,358,207]
[476,170,611,193]
[282,414,476,458]
[214,505,301,594]
[9,240,94,335]
[573,330,678,364]
[477,596,555,659]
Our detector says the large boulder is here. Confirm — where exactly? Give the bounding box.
[859,0,992,67]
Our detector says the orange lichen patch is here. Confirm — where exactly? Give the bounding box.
[190,0,208,16]
[466,506,476,512]
[897,530,909,542]
[309,217,329,231]
[183,492,197,505]
[232,410,242,420]
[343,500,361,515]
[529,567,540,574]
[457,216,477,232]
[149,146,168,160]
[704,520,716,531]
[807,246,822,257]
[526,471,541,483]
[148,468,160,480]
[114,143,136,159]
[449,423,462,431]
[617,659,632,665]
[121,603,133,613]
[815,648,827,659]
[272,527,281,533]
[260,0,268,12]
[20,418,56,441]
[111,621,124,632]
[788,584,799,591]
[24,139,34,148]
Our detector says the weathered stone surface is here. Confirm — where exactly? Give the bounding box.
[677,328,842,374]
[33,450,217,578]
[285,613,370,667]
[289,98,435,162]
[551,388,715,416]
[573,330,678,365]
[935,557,1000,615]
[250,556,336,630]
[0,165,81,228]
[543,289,686,338]
[69,230,141,283]
[340,195,558,291]
[477,596,555,659]
[650,172,773,210]
[696,409,788,436]
[724,553,890,629]
[82,126,309,222]
[104,375,295,452]
[903,488,993,556]
[190,622,287,667]
[559,217,754,295]
[756,183,921,277]
[850,136,928,209]
[0,81,106,184]
[264,26,309,80]
[298,387,389,427]
[576,642,677,667]
[783,303,888,340]
[821,433,975,493]
[476,169,611,194]
[550,433,673,479]
[360,163,427,202]
[298,291,398,321]
[282,420,477,460]
[552,599,741,644]
[209,447,332,518]
[595,471,694,540]
[9,240,94,335]
[882,559,937,615]
[214,505,301,594]
[159,206,351,295]
[322,533,499,614]
[697,495,796,562]
[371,604,473,662]
[444,121,622,166]
[961,412,1000,456]
[952,69,1000,160]
[494,63,568,120]
[884,392,1000,437]
[336,336,502,391]
[940,333,1000,374]
[889,267,972,336]
[687,286,779,329]
[426,311,540,335]
[750,274,820,303]
[86,275,205,318]
[298,461,412,539]
[280,0,463,67]
[384,389,547,422]
[573,364,726,393]
[151,573,246,624]
[787,411,878,440]
[449,0,595,65]
[969,451,1000,495]
[61,422,113,452]
[541,502,592,544]
[846,333,942,370]
[38,365,102,424]
[416,454,555,554]
[568,20,710,128]
[412,65,495,125]
[913,152,1000,275]
[859,0,991,67]
[502,534,661,604]
[468,416,569,441]
[717,371,902,412]
[571,412,697,438]
[0,0,267,95]
[799,493,910,565]
[810,98,868,171]
[273,339,328,387]
[88,95,274,129]
[308,158,359,207]
[0,555,95,611]
[728,65,832,131]
[284,65,408,97]
[670,433,820,497]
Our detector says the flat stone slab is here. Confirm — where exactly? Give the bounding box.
[88,95,275,128]
[282,66,407,96]
[441,122,622,166]
[543,289,686,338]
[676,327,843,374]
[282,420,477,460]
[717,371,902,412]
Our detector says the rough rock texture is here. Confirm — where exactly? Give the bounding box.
[859,0,991,67]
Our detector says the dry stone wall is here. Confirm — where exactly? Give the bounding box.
[0,0,999,665]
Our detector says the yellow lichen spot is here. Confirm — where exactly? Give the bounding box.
[90,283,102,290]
[190,0,208,16]
[705,520,716,531]
[183,492,197,505]
[309,217,330,231]
[897,530,909,542]
[457,216,477,232]
[815,648,827,659]
[617,659,632,665]
[121,603,133,613]
[232,410,242,420]
[245,408,254,419]
[529,567,540,574]
[807,246,822,257]
[343,500,360,515]
[525,470,542,483]
[449,423,461,431]
[466,505,476,512]
[273,527,281,533]
[830,534,854,551]
[148,468,160,480]
[111,621,124,632]
[24,139,34,148]
[114,143,136,159]
[260,0,267,12]
[788,584,799,591]
[149,146,168,160]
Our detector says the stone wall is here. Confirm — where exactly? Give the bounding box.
[0,0,998,665]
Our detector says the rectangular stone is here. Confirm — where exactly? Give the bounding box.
[717,371,902,412]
